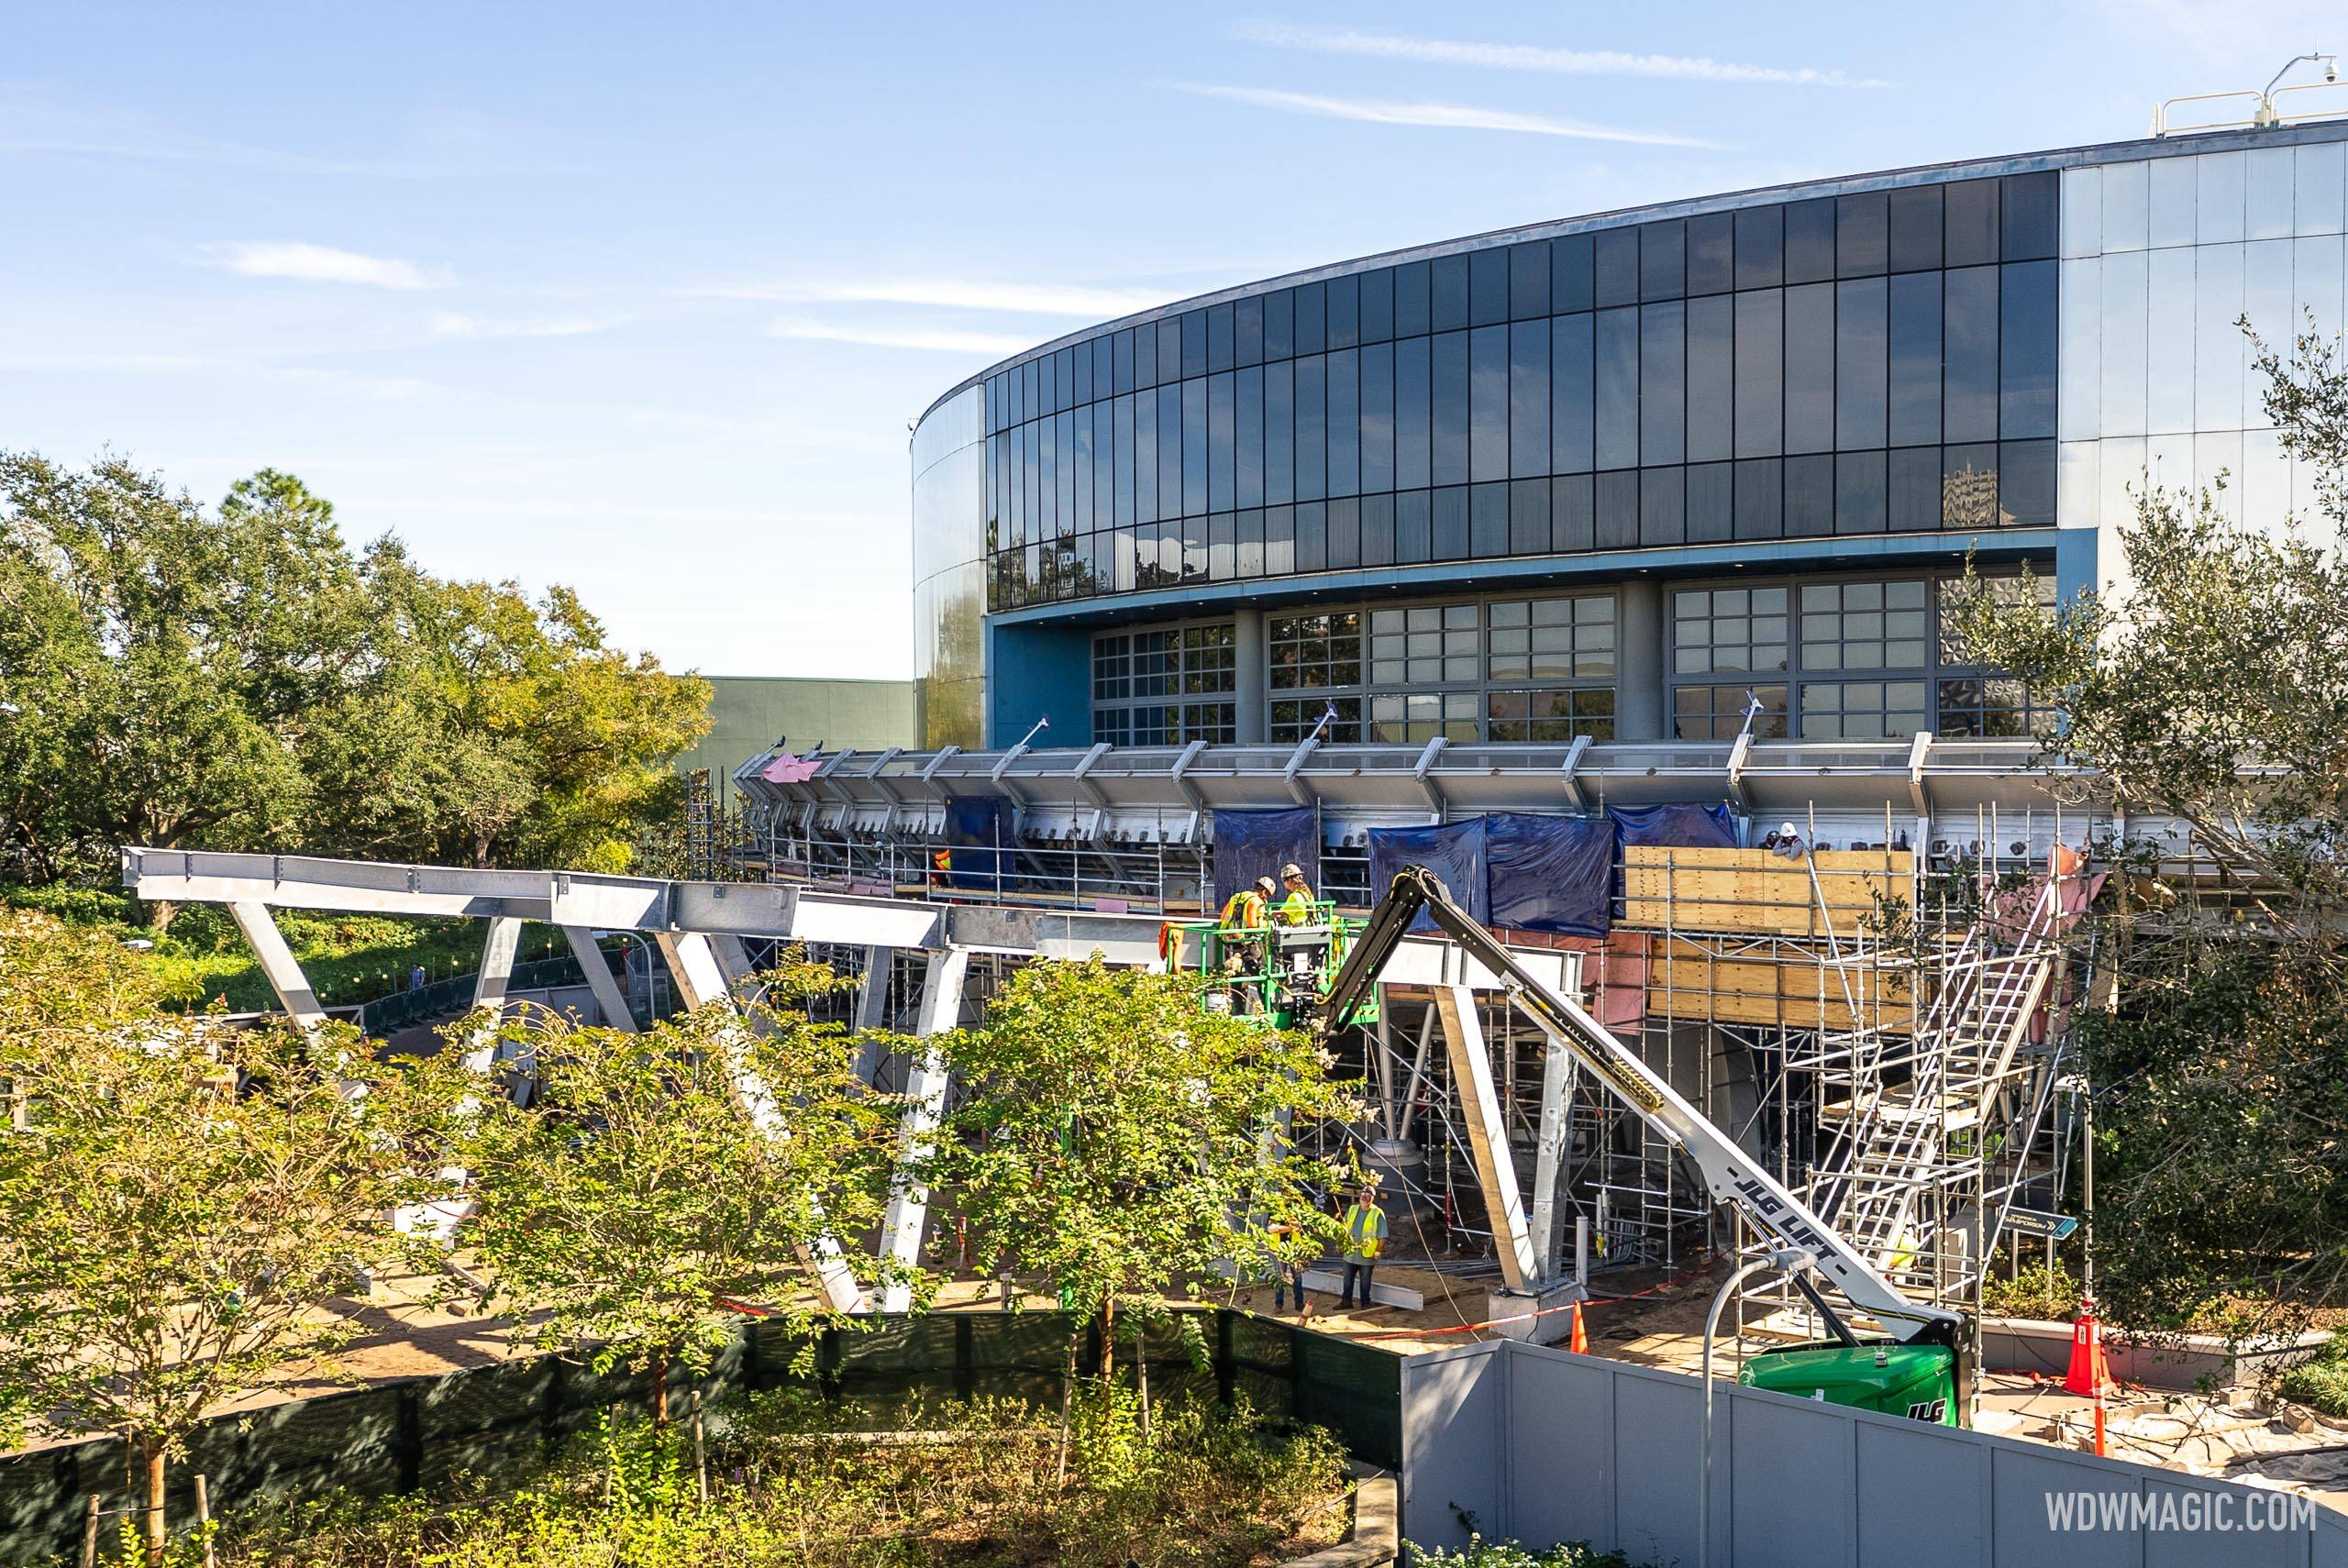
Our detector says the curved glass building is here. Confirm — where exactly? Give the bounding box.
[910,121,2348,751]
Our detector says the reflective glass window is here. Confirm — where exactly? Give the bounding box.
[1235,369,1264,509]
[1268,610,1364,689]
[1207,511,1234,580]
[1135,322,1157,388]
[1487,688,1615,743]
[1941,443,1999,530]
[1688,212,1734,295]
[1510,242,1550,320]
[1207,303,1234,372]
[1395,260,1432,337]
[1055,348,1073,414]
[1039,414,1058,537]
[1595,227,1639,307]
[1800,679,1928,740]
[1734,458,1784,540]
[1432,485,1471,559]
[1264,504,1295,575]
[1361,492,1395,566]
[1508,479,1549,554]
[1470,247,1509,326]
[1672,584,1789,675]
[1551,313,1595,473]
[1173,382,1200,516]
[1075,405,1096,533]
[1361,268,1395,343]
[1835,278,1888,449]
[1944,179,1999,267]
[1641,220,1686,301]
[1159,319,1183,383]
[1687,295,1733,463]
[1735,204,1785,290]
[1294,500,1326,572]
[1888,185,1943,273]
[1327,272,1359,350]
[1265,290,1293,360]
[1641,468,1684,546]
[1327,348,1360,497]
[1784,282,1836,454]
[1888,272,1944,447]
[1235,508,1264,577]
[1676,684,1788,741]
[1999,260,2057,439]
[1595,469,1639,549]
[1888,446,1940,530]
[1433,254,1470,330]
[1433,330,1471,486]
[1264,360,1293,505]
[1943,266,2000,443]
[1182,310,1208,377]
[1595,307,1640,469]
[1294,354,1326,502]
[1687,461,1733,543]
[1786,199,1836,283]
[1836,192,1888,277]
[1395,337,1432,490]
[1551,234,1595,312]
[1132,392,1156,523]
[1510,320,1551,478]
[1470,324,1511,482]
[1074,341,1094,405]
[1295,282,1326,357]
[1553,474,1595,551]
[1235,297,1264,367]
[1999,438,2055,525]
[1360,342,1395,493]
[1785,452,1833,536]
[2002,171,2058,260]
[1733,289,1784,458]
[1935,675,2053,737]
[1640,302,1686,467]
[1800,578,1929,673]
[1395,489,1433,562]
[1834,450,1887,534]
[1208,372,1235,513]
[1471,481,1508,555]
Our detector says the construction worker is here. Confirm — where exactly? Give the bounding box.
[1337,1184,1388,1310]
[1277,862,1317,924]
[1219,876,1274,933]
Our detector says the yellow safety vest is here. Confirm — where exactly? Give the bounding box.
[1279,888,1316,925]
[1345,1203,1388,1261]
[1220,890,1267,929]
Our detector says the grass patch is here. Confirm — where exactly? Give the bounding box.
[183,1387,1347,1568]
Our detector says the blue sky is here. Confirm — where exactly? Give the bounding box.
[2,2,2336,677]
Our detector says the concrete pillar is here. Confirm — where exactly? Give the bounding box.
[876,947,970,1311]
[1616,578,1667,743]
[227,901,327,1036]
[1233,605,1267,744]
[560,926,637,1032]
[1434,986,1539,1293]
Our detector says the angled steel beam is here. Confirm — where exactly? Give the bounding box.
[227,901,327,1036]
[1433,985,1539,1293]
[852,945,897,1086]
[560,926,637,1032]
[1530,1029,1579,1284]
[1557,734,1592,813]
[875,947,969,1311]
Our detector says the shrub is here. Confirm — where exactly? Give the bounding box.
[2280,1329,2348,1418]
[1411,1537,1652,1568]
[1978,1258,2083,1321]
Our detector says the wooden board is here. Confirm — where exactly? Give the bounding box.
[1621,846,1913,940]
[1645,936,1916,1032]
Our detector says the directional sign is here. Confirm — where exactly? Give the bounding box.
[2003,1208,2079,1240]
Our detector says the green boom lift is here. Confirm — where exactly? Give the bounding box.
[1312,866,1970,1427]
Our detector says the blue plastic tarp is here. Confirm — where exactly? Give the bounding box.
[1212,808,1322,913]
[943,795,1007,889]
[1367,819,1490,932]
[1487,813,1616,937]
[1608,802,1737,849]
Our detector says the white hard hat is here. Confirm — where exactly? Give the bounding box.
[1778,822,1799,836]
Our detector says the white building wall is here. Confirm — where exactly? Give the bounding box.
[2059,141,2348,596]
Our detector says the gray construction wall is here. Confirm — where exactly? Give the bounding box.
[1400,1339,2348,1566]
[672,676,919,803]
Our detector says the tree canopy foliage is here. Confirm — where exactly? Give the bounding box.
[1952,320,2348,1339]
[0,453,710,910]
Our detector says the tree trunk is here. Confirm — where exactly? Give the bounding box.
[1098,1295,1115,1382]
[138,897,178,935]
[1055,1330,1077,1487]
[1134,1319,1151,1441]
[651,1348,670,1428]
[139,1437,167,1568]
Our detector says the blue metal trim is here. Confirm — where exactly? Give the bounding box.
[986,530,2064,629]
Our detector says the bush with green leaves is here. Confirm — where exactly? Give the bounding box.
[2279,1329,2348,1418]
[1410,1536,1653,1568]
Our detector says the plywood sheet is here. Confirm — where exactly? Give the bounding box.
[1622,847,1913,940]
[1645,937,1916,1032]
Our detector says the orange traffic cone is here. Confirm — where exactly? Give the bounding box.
[1568,1299,1589,1354]
[2064,1301,2112,1397]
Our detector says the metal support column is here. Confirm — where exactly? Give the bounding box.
[875,947,969,1311]
[1434,985,1540,1291]
[559,926,637,1032]
[465,915,527,1093]
[227,901,327,1036]
[1530,1038,1578,1283]
[853,944,897,1086]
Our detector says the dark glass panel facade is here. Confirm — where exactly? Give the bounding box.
[974,171,2061,612]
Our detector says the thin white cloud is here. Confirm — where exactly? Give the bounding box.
[694,278,1166,317]
[1177,84,1714,147]
[767,317,1032,355]
[205,241,450,290]
[1231,21,1884,87]
[431,312,610,339]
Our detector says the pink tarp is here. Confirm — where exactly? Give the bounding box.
[760,752,821,784]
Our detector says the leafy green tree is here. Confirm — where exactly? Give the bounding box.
[0,909,471,1565]
[1950,320,2348,1341]
[458,977,901,1422]
[937,959,1355,1439]
[0,453,712,911]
